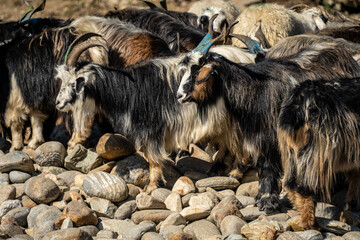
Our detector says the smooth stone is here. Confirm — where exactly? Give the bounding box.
[343,231,360,240]
[79,225,100,237]
[24,176,60,204]
[189,192,219,209]
[60,217,73,229]
[56,200,98,228]
[169,232,196,240]
[36,166,67,175]
[0,151,34,174]
[141,232,165,240]
[151,188,172,203]
[57,170,83,187]
[35,206,62,228]
[0,185,16,204]
[13,183,25,198]
[32,222,55,239]
[180,206,210,221]
[42,228,93,240]
[4,207,29,227]
[236,181,259,197]
[0,214,24,236]
[172,176,195,196]
[223,234,247,240]
[317,217,352,235]
[176,157,212,175]
[89,161,117,174]
[209,196,243,227]
[316,203,342,220]
[0,199,22,218]
[287,215,306,231]
[240,206,267,221]
[196,177,240,191]
[51,200,67,211]
[165,193,182,212]
[110,154,149,188]
[162,213,187,227]
[277,232,303,240]
[218,189,235,198]
[100,219,155,240]
[34,141,67,167]
[220,215,247,236]
[241,220,282,240]
[96,133,135,160]
[21,195,37,209]
[27,204,52,227]
[0,173,9,185]
[160,225,183,239]
[181,193,197,208]
[64,144,102,173]
[132,210,174,224]
[97,230,117,239]
[136,193,166,210]
[8,171,31,184]
[114,200,137,220]
[295,230,324,240]
[83,172,129,202]
[322,232,337,239]
[184,219,221,239]
[89,197,117,218]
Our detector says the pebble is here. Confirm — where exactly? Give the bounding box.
[240,206,267,221]
[89,197,117,218]
[236,181,259,197]
[24,176,60,204]
[343,231,360,240]
[0,173,9,185]
[0,185,16,204]
[181,193,197,207]
[0,199,22,218]
[83,172,129,202]
[79,225,99,236]
[56,200,98,227]
[0,214,24,237]
[131,210,174,224]
[136,192,166,210]
[34,141,67,167]
[277,232,303,240]
[162,213,187,227]
[100,219,155,240]
[64,144,102,173]
[21,195,37,208]
[60,217,74,229]
[316,203,342,220]
[41,228,92,240]
[160,225,183,239]
[36,166,67,175]
[234,195,255,208]
[210,196,243,227]
[27,204,52,227]
[114,200,137,220]
[184,219,221,239]
[96,133,136,160]
[220,215,247,236]
[141,232,165,240]
[169,232,196,240]
[241,220,282,240]
[89,161,117,174]
[4,207,30,227]
[0,151,35,174]
[35,206,62,228]
[111,154,150,188]
[196,177,240,191]
[317,217,352,235]
[97,230,118,239]
[8,171,31,184]
[295,230,324,240]
[57,170,83,187]
[151,188,172,203]
[172,176,196,196]
[180,206,211,221]
[165,192,182,212]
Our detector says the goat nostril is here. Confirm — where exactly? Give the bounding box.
[176,93,183,100]
[56,100,60,106]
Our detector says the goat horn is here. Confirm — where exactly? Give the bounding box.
[20,0,46,23]
[224,20,239,43]
[65,33,109,67]
[229,34,263,54]
[142,1,158,10]
[208,14,219,37]
[160,0,167,11]
[289,4,310,13]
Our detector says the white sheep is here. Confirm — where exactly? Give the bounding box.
[232,3,327,48]
[188,0,241,32]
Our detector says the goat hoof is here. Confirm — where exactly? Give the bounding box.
[145,182,158,194]
[255,193,280,213]
[228,170,243,180]
[10,144,24,152]
[27,139,44,150]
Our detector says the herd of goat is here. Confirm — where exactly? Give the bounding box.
[1,0,360,230]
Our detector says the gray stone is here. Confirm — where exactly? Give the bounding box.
[151,188,172,203]
[83,172,129,202]
[165,193,182,212]
[136,193,166,210]
[180,206,210,221]
[36,166,67,175]
[24,176,60,204]
[160,225,183,239]
[218,189,235,198]
[196,177,240,191]
[317,217,352,235]
[184,220,221,239]
[343,232,360,240]
[260,213,290,222]
[27,204,52,228]
[220,215,247,236]
[4,207,29,227]
[57,170,83,187]
[0,185,16,204]
[51,200,67,211]
[0,173,9,185]
[35,207,62,228]
[8,234,33,240]
[97,230,117,239]
[13,183,25,198]
[0,199,22,218]
[236,181,259,197]
[78,225,99,237]
[162,213,187,227]
[114,200,137,220]
[316,203,342,220]
[89,197,117,218]
[295,230,324,240]
[9,171,31,184]
[32,222,56,240]
[0,151,34,174]
[209,195,243,227]
[127,184,141,199]
[223,234,247,240]
[34,141,67,167]
[132,210,174,224]
[172,177,196,196]
[240,206,266,221]
[64,144,102,173]
[110,154,150,188]
[277,232,303,240]
[60,217,73,229]
[181,193,197,208]
[100,219,155,240]
[141,232,165,240]
[42,228,93,240]
[0,214,24,237]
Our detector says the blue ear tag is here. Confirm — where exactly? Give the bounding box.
[246,39,262,54]
[192,33,214,54]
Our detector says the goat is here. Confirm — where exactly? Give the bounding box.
[278,78,360,229]
[175,42,360,212]
[0,27,107,151]
[232,4,328,48]
[314,25,360,44]
[188,0,240,32]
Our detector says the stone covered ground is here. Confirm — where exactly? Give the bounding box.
[0,132,359,240]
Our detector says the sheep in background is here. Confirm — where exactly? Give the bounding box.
[232,4,327,48]
[188,0,240,32]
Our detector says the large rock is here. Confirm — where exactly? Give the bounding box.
[34,141,67,167]
[343,231,360,240]
[241,220,282,240]
[172,176,196,196]
[27,204,52,228]
[114,200,137,220]
[57,170,83,187]
[24,176,60,204]
[42,228,93,240]
[9,171,31,184]
[3,207,30,227]
[196,177,240,191]
[209,195,243,227]
[132,209,174,224]
[56,200,98,228]
[83,171,128,202]
[317,217,352,235]
[0,214,24,237]
[0,151,34,174]
[35,207,62,228]
[96,133,135,160]
[111,154,150,188]
[184,219,221,239]
[220,215,247,236]
[89,197,117,218]
[100,219,155,240]
[236,181,259,197]
[64,144,102,173]
[136,192,166,210]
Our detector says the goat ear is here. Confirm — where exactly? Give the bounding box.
[75,77,85,93]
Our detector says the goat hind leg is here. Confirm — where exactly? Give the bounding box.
[287,189,316,230]
[27,111,48,149]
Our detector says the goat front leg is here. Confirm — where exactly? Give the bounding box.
[9,121,25,151]
[27,111,48,150]
[67,110,95,150]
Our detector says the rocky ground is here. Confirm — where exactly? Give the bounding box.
[0,133,359,240]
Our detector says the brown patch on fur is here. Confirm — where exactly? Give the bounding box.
[287,189,316,229]
[192,65,215,103]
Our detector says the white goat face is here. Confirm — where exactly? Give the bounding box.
[55,64,94,112]
[199,7,228,32]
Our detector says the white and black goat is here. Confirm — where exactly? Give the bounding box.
[176,42,360,212]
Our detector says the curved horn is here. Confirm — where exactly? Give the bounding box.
[65,33,109,67]
[208,14,219,36]
[224,20,239,43]
[289,4,310,13]
[160,0,167,11]
[20,0,46,23]
[142,1,158,10]
[229,34,262,54]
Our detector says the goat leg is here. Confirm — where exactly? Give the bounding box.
[27,110,47,149]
